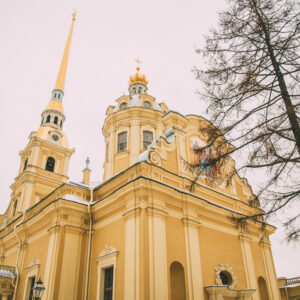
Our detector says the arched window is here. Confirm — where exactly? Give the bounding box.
[54,93,57,98]
[143,101,151,108]
[45,156,55,172]
[54,116,58,124]
[170,262,186,300]
[120,102,127,110]
[46,115,51,123]
[133,87,136,94]
[143,131,153,150]
[23,158,28,171]
[60,120,63,128]
[138,87,142,94]
[117,132,127,153]
[258,277,269,300]
[58,94,61,99]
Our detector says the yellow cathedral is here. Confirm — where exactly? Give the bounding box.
[0,14,285,300]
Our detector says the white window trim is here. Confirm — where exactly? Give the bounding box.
[96,245,118,300]
[23,258,40,300]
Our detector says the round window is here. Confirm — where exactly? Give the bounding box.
[52,134,59,141]
[220,271,232,286]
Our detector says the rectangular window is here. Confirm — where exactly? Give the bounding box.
[104,267,114,300]
[143,131,153,150]
[28,276,36,300]
[117,132,127,153]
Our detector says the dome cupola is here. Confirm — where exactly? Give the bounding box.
[128,66,148,95]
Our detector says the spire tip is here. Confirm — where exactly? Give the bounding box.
[72,9,77,21]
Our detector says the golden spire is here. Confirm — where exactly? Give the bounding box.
[54,10,77,91]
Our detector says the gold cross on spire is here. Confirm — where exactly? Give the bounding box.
[135,58,142,72]
[72,9,77,21]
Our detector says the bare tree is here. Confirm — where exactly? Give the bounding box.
[193,0,300,240]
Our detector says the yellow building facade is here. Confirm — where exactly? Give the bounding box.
[0,15,284,300]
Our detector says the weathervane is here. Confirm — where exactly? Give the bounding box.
[135,58,142,71]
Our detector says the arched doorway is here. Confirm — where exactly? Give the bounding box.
[258,276,269,300]
[170,261,186,300]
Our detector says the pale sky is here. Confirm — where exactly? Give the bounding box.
[0,0,299,278]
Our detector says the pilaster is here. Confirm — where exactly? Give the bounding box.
[123,208,140,300]
[238,234,258,300]
[147,207,168,300]
[259,237,281,300]
[43,225,61,300]
[182,217,204,300]
[58,225,84,300]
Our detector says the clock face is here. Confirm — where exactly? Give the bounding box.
[52,134,59,141]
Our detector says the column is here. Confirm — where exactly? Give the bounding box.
[183,218,204,300]
[260,238,281,300]
[123,208,140,300]
[58,226,84,300]
[238,235,258,300]
[147,207,168,300]
[44,225,61,300]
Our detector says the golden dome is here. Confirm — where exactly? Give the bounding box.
[46,100,64,114]
[129,67,148,86]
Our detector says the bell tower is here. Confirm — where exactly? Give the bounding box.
[10,13,77,215]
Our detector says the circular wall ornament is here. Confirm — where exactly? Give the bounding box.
[215,264,237,290]
[148,151,161,166]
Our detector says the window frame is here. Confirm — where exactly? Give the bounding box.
[103,267,114,300]
[45,156,55,172]
[120,102,127,110]
[143,101,151,108]
[143,131,153,150]
[23,258,39,300]
[117,132,127,153]
[96,245,118,300]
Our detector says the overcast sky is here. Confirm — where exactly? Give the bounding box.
[0,0,299,278]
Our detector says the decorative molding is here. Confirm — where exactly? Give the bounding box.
[148,151,162,166]
[97,244,119,259]
[215,264,237,290]
[146,206,168,219]
[25,257,40,271]
[122,207,141,219]
[238,234,252,242]
[63,225,85,234]
[182,217,201,228]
